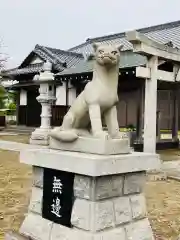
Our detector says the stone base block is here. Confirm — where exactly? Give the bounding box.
[30,138,49,146]
[49,136,130,155]
[16,144,160,240]
[20,149,160,176]
[30,128,51,146]
[71,194,147,231]
[18,212,154,240]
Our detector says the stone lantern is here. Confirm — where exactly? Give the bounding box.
[30,61,56,145]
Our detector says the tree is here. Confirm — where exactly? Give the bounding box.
[0,40,8,71]
[0,85,7,109]
[0,40,9,109]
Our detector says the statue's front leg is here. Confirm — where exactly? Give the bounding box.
[104,105,122,139]
[89,104,108,139]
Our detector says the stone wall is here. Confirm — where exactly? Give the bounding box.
[20,167,154,240]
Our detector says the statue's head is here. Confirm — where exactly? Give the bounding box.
[92,43,123,67]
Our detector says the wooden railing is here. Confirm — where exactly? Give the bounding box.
[17,105,69,127]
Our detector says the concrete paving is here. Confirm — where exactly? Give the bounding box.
[0,132,18,136]
[162,160,180,181]
[0,140,48,152]
[1,137,180,182]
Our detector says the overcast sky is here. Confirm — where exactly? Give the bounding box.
[1,0,180,68]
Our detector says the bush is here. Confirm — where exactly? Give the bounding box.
[8,102,16,110]
[126,124,136,132]
[7,120,16,125]
[0,111,5,116]
[6,109,16,116]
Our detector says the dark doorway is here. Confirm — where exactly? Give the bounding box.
[27,88,41,127]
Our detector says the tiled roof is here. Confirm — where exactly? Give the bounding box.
[3,20,180,78]
[34,45,83,70]
[56,51,147,77]
[2,45,84,77]
[1,63,44,76]
[45,47,83,68]
[68,20,180,55]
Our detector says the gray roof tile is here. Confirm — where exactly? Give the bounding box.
[2,45,84,77]
[69,20,180,55]
[56,51,147,76]
[1,63,44,76]
[3,20,180,78]
[45,47,83,68]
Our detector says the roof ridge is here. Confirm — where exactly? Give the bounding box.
[36,45,66,68]
[68,19,180,51]
[1,67,19,74]
[46,46,84,58]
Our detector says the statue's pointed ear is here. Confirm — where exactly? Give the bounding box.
[92,42,100,51]
[116,44,124,52]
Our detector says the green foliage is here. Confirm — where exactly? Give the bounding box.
[0,85,17,111]
[7,90,17,104]
[0,110,5,116]
[6,110,16,116]
[0,85,7,109]
[8,102,16,110]
[7,119,16,125]
[126,124,136,132]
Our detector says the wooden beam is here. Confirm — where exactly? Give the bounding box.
[126,30,180,62]
[157,70,174,82]
[136,67,150,79]
[172,89,179,141]
[136,66,175,82]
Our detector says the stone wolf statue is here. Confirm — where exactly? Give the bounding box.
[50,42,123,142]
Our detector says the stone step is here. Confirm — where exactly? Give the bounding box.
[3,126,34,134]
[2,131,31,135]
[5,125,35,130]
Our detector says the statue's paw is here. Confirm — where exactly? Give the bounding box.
[94,131,109,140]
[50,129,78,142]
[49,127,61,135]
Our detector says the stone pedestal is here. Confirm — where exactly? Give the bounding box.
[6,143,160,240]
[50,136,130,155]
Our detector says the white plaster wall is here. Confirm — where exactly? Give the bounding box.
[30,56,43,64]
[68,82,76,106]
[20,89,27,106]
[56,84,66,106]
[55,82,76,106]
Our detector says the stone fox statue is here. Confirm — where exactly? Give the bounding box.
[50,43,123,142]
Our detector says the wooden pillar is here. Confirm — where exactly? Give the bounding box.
[16,90,20,125]
[143,56,158,153]
[172,88,179,141]
[156,110,161,141]
[136,82,144,143]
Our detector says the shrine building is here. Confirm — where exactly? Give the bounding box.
[2,20,180,152]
